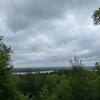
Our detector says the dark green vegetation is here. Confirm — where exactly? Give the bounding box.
[0,36,100,100]
[92,8,100,25]
[0,9,100,100]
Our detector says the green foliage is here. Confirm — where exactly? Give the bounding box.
[0,36,27,100]
[0,36,12,75]
[1,53,100,100]
[1,36,100,100]
[0,36,14,100]
[68,57,90,100]
[92,8,100,25]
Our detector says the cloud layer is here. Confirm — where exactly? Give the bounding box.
[0,0,100,67]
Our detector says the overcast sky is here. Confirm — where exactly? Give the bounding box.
[0,0,100,67]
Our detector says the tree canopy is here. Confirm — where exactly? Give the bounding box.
[92,8,100,25]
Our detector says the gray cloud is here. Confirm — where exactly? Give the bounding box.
[0,0,100,67]
[1,0,99,32]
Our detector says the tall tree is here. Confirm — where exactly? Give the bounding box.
[0,36,27,100]
[0,36,14,100]
[68,57,91,100]
[0,36,12,75]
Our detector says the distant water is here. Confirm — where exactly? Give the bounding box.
[13,71,53,74]
[12,66,94,74]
